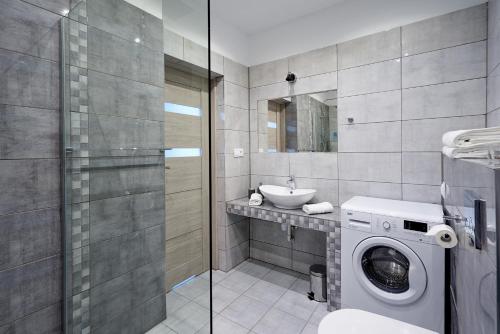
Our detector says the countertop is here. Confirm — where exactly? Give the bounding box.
[226,197,340,222]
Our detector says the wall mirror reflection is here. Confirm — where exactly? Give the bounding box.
[257,90,338,153]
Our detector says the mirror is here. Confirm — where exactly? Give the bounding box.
[257,90,338,153]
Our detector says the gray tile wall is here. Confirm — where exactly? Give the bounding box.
[248,152,338,270]
[0,1,223,332]
[249,220,327,275]
[450,2,500,333]
[166,4,490,276]
[214,58,252,272]
[10,0,165,333]
[248,4,487,267]
[163,28,223,76]
[443,158,498,334]
[489,0,500,127]
[66,1,166,333]
[0,0,70,332]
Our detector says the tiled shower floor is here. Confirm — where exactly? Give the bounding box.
[147,259,328,334]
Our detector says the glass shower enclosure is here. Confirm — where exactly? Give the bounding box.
[61,0,212,333]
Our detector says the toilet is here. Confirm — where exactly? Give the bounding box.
[318,309,439,334]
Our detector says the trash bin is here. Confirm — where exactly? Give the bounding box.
[308,264,327,302]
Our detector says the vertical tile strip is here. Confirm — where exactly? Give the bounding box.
[67,2,90,333]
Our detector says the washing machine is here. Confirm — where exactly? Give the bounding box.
[341,196,445,334]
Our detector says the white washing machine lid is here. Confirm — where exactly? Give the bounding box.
[318,309,438,334]
[341,196,443,224]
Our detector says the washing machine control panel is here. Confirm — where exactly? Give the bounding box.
[382,221,391,230]
[341,210,438,244]
[372,214,435,243]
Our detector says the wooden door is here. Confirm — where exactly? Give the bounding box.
[164,68,210,290]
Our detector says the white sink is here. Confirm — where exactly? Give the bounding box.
[259,185,316,209]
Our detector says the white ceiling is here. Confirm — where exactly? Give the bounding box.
[211,0,347,35]
[245,0,486,65]
[124,0,487,65]
[124,0,162,18]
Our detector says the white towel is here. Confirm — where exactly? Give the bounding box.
[442,146,500,159]
[302,202,334,215]
[442,126,500,148]
[249,193,263,206]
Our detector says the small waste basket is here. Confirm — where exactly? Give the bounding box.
[308,264,327,302]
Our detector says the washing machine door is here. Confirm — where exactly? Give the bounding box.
[352,236,427,305]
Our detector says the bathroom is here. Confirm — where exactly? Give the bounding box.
[0,0,498,333]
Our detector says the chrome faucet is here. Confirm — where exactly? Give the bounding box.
[287,175,296,191]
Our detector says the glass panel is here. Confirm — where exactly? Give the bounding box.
[361,246,410,293]
[162,0,212,333]
[62,0,211,333]
[165,102,202,116]
[163,73,211,333]
[165,148,202,158]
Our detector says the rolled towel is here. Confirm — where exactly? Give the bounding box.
[249,193,263,206]
[302,202,334,215]
[442,126,500,148]
[443,146,500,159]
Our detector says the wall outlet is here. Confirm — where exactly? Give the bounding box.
[233,148,244,157]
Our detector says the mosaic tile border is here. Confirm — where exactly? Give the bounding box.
[66,2,90,333]
[71,202,89,249]
[71,290,90,334]
[227,200,341,311]
[70,0,89,24]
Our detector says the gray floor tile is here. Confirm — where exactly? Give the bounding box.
[200,270,230,284]
[274,290,319,321]
[301,323,319,334]
[162,260,328,334]
[163,301,210,334]
[196,325,210,334]
[166,291,190,315]
[174,276,211,300]
[244,280,287,306]
[198,315,250,334]
[253,308,307,334]
[219,271,259,294]
[233,259,275,279]
[146,323,175,334]
[199,270,211,281]
[220,295,270,329]
[308,302,330,325]
[260,267,299,289]
[289,275,310,295]
[195,284,240,313]
[193,289,211,311]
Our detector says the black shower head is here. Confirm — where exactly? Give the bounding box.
[286,72,296,83]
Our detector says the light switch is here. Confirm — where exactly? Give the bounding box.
[233,148,244,157]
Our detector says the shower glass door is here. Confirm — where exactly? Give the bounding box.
[162,0,213,332]
[61,0,212,333]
